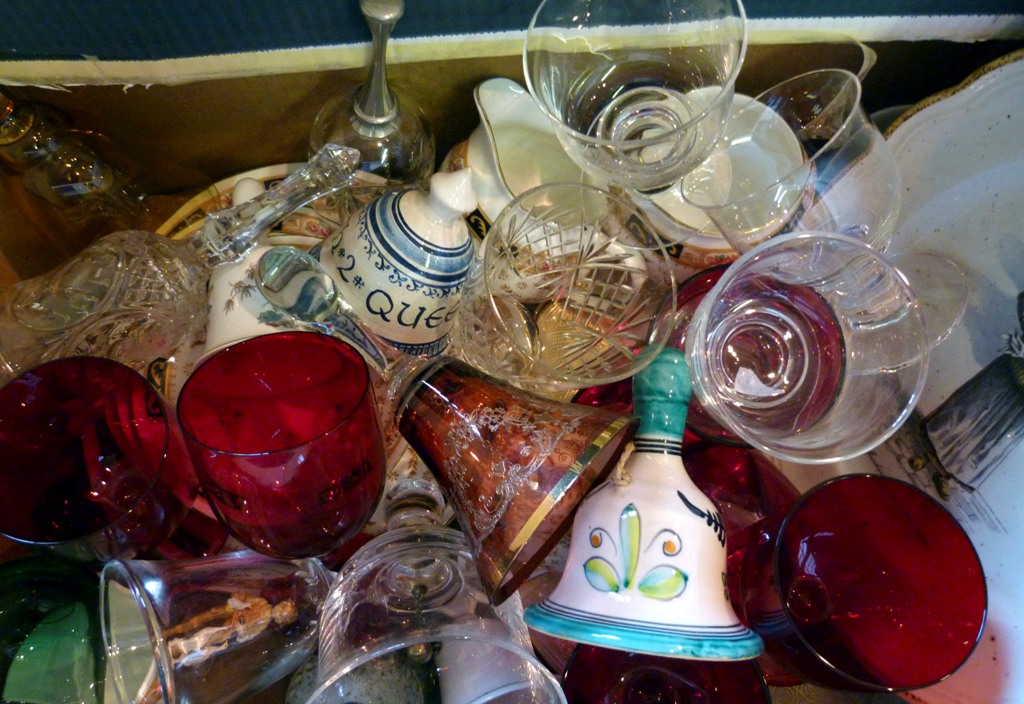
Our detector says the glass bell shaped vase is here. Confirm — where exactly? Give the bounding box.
[524,347,764,660]
[309,479,566,704]
[390,355,636,604]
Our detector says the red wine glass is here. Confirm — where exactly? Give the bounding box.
[681,439,804,685]
[738,474,987,692]
[562,643,771,703]
[0,356,199,562]
[176,331,386,559]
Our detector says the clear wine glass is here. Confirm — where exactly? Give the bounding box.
[678,68,968,348]
[308,480,567,704]
[685,231,930,464]
[0,143,361,389]
[888,251,970,350]
[680,68,899,254]
[523,0,748,192]
[101,550,330,704]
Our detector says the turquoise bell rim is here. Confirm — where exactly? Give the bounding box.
[524,599,765,662]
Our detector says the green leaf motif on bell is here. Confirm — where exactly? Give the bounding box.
[583,557,620,592]
[582,502,688,600]
[621,501,640,589]
[638,565,688,600]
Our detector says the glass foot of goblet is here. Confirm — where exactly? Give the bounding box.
[888,251,970,350]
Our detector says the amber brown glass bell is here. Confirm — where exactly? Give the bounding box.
[392,356,636,603]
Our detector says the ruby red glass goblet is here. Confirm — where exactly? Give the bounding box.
[176,331,386,559]
[562,643,770,703]
[738,474,987,692]
[0,356,200,562]
[681,439,804,685]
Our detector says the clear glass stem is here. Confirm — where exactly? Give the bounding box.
[384,478,446,531]
[191,144,360,267]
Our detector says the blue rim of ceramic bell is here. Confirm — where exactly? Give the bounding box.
[524,599,764,661]
[364,192,475,283]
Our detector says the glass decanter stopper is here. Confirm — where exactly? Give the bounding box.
[255,244,393,375]
[309,0,435,187]
[0,144,360,387]
[0,89,147,257]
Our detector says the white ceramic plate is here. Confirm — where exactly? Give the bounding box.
[640,90,805,272]
[876,48,1024,704]
[885,49,1024,417]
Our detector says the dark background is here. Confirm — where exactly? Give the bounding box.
[0,0,1021,62]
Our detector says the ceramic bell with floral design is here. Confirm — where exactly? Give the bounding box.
[524,347,764,660]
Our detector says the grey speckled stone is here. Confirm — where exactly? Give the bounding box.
[286,649,429,704]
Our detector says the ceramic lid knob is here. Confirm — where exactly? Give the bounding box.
[399,169,477,248]
[231,177,265,206]
[427,168,477,219]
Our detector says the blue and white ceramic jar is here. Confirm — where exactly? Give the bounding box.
[318,169,477,356]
